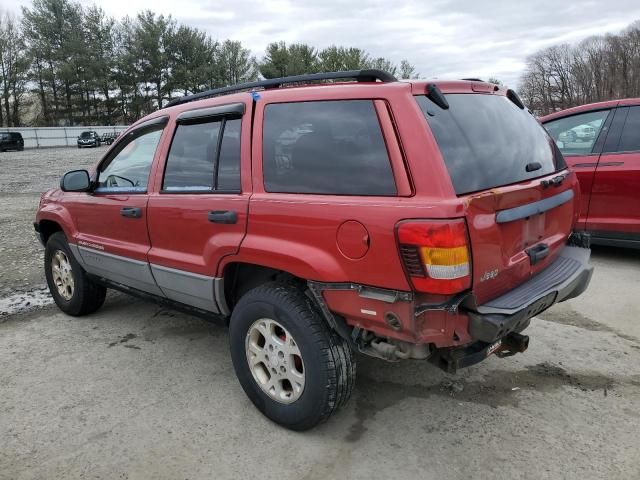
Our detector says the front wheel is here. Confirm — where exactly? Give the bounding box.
[44,232,107,316]
[229,282,355,430]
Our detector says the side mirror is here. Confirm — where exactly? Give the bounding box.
[60,169,91,192]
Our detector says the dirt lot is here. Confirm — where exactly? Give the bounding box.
[1,148,639,480]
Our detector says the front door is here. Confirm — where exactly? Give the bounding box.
[70,117,168,295]
[146,102,250,312]
[543,107,613,231]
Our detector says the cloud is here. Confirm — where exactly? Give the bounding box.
[7,0,640,87]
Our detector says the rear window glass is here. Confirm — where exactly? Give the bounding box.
[416,94,562,195]
[262,100,396,196]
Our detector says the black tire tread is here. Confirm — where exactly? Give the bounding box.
[45,232,107,316]
[231,282,355,430]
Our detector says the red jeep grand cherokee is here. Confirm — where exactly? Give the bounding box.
[541,98,640,248]
[35,70,593,430]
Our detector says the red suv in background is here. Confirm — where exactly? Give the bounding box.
[541,99,640,248]
[35,70,593,430]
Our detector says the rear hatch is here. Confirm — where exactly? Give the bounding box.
[416,89,578,305]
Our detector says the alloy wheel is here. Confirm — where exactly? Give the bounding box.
[51,250,74,300]
[245,318,305,404]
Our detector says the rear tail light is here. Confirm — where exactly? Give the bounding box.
[397,219,471,294]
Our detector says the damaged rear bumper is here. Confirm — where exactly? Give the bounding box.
[429,245,593,373]
[309,244,593,371]
[465,245,593,344]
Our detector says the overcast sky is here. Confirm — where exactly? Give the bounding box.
[6,0,640,87]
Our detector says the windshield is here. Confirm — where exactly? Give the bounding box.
[416,94,564,195]
[80,132,93,138]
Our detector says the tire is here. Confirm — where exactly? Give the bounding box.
[44,232,107,316]
[229,282,355,430]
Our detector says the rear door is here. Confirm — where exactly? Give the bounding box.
[243,91,413,294]
[416,92,579,305]
[587,105,640,243]
[146,102,250,312]
[543,108,614,230]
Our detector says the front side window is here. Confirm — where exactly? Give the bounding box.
[96,128,163,192]
[262,100,397,196]
[162,116,241,192]
[543,109,610,156]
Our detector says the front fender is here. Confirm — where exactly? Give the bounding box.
[36,200,78,243]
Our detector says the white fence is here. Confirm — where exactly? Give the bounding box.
[1,126,129,149]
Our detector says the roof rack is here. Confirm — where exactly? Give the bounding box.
[164,69,397,108]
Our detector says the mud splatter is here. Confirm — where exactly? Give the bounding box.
[0,286,53,318]
[108,333,137,347]
[539,309,639,343]
[346,362,622,442]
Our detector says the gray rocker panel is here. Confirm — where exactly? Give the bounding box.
[150,263,220,313]
[72,245,165,297]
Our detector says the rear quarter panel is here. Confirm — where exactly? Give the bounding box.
[219,83,461,290]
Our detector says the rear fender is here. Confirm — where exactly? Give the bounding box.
[218,236,348,282]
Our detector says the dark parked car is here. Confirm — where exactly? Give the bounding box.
[541,98,640,248]
[0,132,24,151]
[77,131,101,148]
[36,70,593,430]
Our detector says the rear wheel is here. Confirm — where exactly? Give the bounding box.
[45,232,107,316]
[229,282,355,430]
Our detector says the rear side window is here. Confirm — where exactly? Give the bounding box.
[417,94,562,195]
[618,106,640,153]
[163,117,241,192]
[262,100,397,195]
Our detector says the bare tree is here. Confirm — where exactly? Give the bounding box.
[520,21,640,115]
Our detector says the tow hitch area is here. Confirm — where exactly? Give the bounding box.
[429,332,529,374]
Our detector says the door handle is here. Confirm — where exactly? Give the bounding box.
[208,210,237,224]
[120,207,142,218]
[526,243,549,265]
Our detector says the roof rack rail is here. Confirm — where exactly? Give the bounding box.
[165,69,397,108]
[461,77,484,82]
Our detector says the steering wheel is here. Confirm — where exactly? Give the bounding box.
[105,174,135,188]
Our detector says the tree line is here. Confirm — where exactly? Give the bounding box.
[0,0,418,127]
[519,21,640,115]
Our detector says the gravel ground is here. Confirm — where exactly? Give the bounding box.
[1,148,639,480]
[0,147,100,298]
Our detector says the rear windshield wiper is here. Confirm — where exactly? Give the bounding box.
[507,89,525,109]
[426,83,449,110]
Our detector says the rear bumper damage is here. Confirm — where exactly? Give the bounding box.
[311,243,593,372]
[465,245,593,344]
[427,244,593,373]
